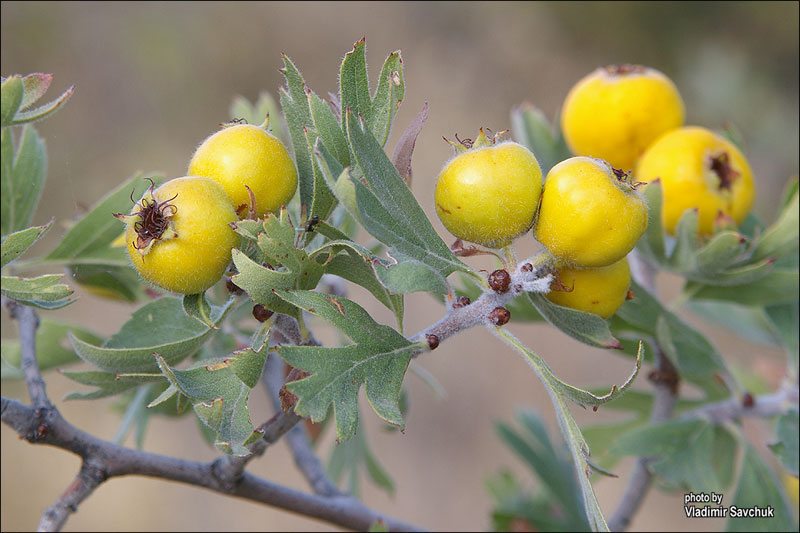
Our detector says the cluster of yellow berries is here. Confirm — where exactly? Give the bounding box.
[435,64,755,319]
[119,123,297,294]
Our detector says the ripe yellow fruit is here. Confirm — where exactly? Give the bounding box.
[784,473,799,509]
[546,258,631,319]
[188,124,297,218]
[434,141,542,248]
[534,157,648,268]
[561,65,685,171]
[636,126,755,236]
[120,177,239,294]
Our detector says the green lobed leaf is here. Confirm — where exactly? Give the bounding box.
[1,319,102,379]
[324,251,404,329]
[366,50,405,147]
[374,255,449,295]
[62,370,163,400]
[274,290,415,442]
[7,84,73,127]
[182,293,218,329]
[612,420,737,492]
[647,423,724,493]
[695,231,749,273]
[582,419,646,473]
[327,421,395,497]
[765,301,799,372]
[345,110,469,291]
[68,262,143,302]
[769,409,799,476]
[231,208,326,316]
[751,188,799,263]
[339,38,371,126]
[302,122,338,221]
[19,73,53,112]
[155,354,264,455]
[510,103,571,175]
[314,141,361,224]
[686,300,780,347]
[307,89,350,167]
[279,54,336,219]
[1,76,24,127]
[726,445,796,532]
[1,221,51,268]
[636,181,667,263]
[686,268,799,306]
[528,293,622,349]
[616,281,729,386]
[1,125,47,236]
[492,328,613,531]
[1,273,74,309]
[496,410,587,521]
[668,208,700,271]
[69,296,233,374]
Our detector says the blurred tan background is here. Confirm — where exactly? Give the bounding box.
[1,2,797,531]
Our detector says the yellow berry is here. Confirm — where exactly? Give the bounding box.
[535,157,648,268]
[435,141,542,248]
[121,177,239,294]
[546,258,631,319]
[561,65,685,171]
[188,124,297,218]
[636,126,755,236]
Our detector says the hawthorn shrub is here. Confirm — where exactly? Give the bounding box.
[1,39,798,532]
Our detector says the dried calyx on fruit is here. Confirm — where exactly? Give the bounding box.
[114,178,177,255]
[115,176,239,295]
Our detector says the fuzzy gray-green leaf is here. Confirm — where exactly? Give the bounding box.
[1,76,24,126]
[528,293,621,349]
[274,290,414,442]
[1,221,51,268]
[1,126,46,236]
[69,296,233,373]
[345,111,468,287]
[1,274,74,309]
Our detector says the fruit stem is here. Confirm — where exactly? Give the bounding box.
[502,244,517,271]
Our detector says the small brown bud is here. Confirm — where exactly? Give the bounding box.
[452,295,471,309]
[489,307,511,326]
[426,334,440,350]
[252,304,273,322]
[742,392,755,408]
[626,289,635,300]
[520,263,533,272]
[226,277,244,295]
[488,269,511,294]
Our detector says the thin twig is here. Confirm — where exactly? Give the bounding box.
[681,381,798,423]
[38,461,106,532]
[3,296,49,408]
[409,259,553,350]
[1,396,424,532]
